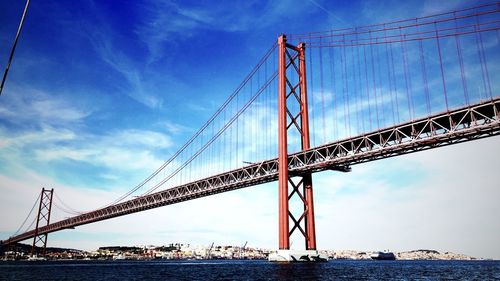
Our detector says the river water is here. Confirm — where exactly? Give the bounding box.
[1,259,499,280]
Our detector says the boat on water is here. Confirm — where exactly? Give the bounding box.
[370,251,396,260]
[268,250,328,262]
[27,255,47,261]
[113,254,126,260]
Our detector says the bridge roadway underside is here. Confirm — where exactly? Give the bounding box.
[2,98,500,246]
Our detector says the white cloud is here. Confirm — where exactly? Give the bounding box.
[134,0,315,63]
[4,136,498,258]
[1,122,173,174]
[163,122,191,135]
[1,0,498,259]
[0,86,90,126]
[30,129,172,172]
[0,89,175,196]
[92,148,163,172]
[314,135,500,259]
[356,0,483,33]
[1,125,76,148]
[420,0,470,16]
[110,129,173,149]
[305,0,351,27]
[35,147,94,162]
[0,164,278,251]
[0,167,123,234]
[87,29,164,109]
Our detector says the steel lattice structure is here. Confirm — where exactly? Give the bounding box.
[2,97,499,246]
[30,188,53,256]
[277,35,317,250]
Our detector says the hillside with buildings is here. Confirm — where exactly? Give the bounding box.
[1,243,479,261]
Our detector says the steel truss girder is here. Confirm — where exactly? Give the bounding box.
[2,98,499,246]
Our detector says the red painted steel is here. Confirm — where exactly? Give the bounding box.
[31,188,53,256]
[1,99,499,247]
[277,35,317,250]
[298,43,317,250]
[277,35,289,249]
[1,2,499,249]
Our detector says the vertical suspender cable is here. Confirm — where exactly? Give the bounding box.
[476,16,493,100]
[453,13,469,106]
[389,38,400,123]
[419,40,431,115]
[369,33,381,129]
[308,42,316,146]
[264,59,268,160]
[355,38,364,134]
[340,41,347,137]
[435,22,449,111]
[351,39,360,135]
[319,38,326,143]
[375,39,386,125]
[384,25,396,126]
[416,18,431,115]
[400,28,413,121]
[236,83,240,165]
[342,36,351,137]
[249,76,253,160]
[329,44,338,140]
[363,45,373,131]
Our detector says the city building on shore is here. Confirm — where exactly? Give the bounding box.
[1,242,477,261]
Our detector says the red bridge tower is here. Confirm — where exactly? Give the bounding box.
[271,35,324,261]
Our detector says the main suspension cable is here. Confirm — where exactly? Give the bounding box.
[12,192,39,236]
[104,43,278,206]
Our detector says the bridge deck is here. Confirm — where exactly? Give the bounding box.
[2,97,499,245]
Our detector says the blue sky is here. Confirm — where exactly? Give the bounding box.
[1,0,500,259]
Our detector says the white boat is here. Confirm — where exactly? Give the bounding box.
[269,250,328,262]
[113,254,126,260]
[27,255,47,261]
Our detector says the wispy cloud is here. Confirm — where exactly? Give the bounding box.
[306,0,352,27]
[0,166,123,233]
[135,1,257,62]
[0,84,175,194]
[0,86,90,126]
[30,128,173,176]
[163,122,191,135]
[85,26,164,109]
[134,0,314,63]
[1,125,176,208]
[68,1,196,110]
[314,136,500,259]
[0,125,76,149]
[359,0,474,25]
[420,0,470,16]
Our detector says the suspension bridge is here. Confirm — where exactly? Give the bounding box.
[1,2,499,260]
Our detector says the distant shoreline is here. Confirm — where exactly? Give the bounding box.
[1,242,486,261]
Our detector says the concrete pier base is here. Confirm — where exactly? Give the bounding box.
[268,250,328,262]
